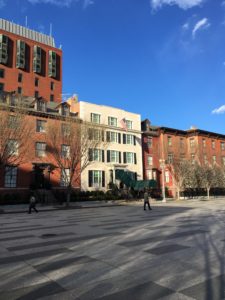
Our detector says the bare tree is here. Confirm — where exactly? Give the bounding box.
[167,158,192,200]
[0,97,33,170]
[47,116,106,205]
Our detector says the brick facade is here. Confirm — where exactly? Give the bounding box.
[0,20,62,103]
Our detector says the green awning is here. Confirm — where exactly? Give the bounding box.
[133,180,157,191]
[115,169,157,190]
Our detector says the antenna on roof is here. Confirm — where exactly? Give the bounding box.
[25,16,28,27]
[50,23,52,36]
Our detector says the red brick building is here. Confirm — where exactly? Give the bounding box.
[0,18,62,103]
[0,93,80,201]
[142,119,225,197]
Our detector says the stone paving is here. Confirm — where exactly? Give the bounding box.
[0,199,225,300]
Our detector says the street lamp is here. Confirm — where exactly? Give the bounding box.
[159,159,166,203]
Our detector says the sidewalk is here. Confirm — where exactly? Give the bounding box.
[0,200,127,214]
[1,197,224,214]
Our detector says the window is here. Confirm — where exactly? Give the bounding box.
[89,129,101,141]
[212,155,216,164]
[147,155,153,166]
[35,142,46,157]
[16,40,26,69]
[168,153,173,164]
[61,104,69,116]
[8,115,18,129]
[0,68,5,78]
[61,145,70,158]
[202,139,206,148]
[35,77,39,87]
[60,168,70,187]
[18,73,23,83]
[7,139,19,156]
[33,45,42,74]
[110,150,120,163]
[50,94,54,102]
[35,91,39,99]
[89,149,103,162]
[36,100,46,112]
[61,123,70,136]
[0,83,4,92]
[91,113,101,124]
[147,137,152,148]
[221,142,225,151]
[126,134,134,145]
[17,87,22,94]
[50,82,54,90]
[147,170,152,180]
[0,34,9,65]
[190,138,195,148]
[168,136,172,146]
[4,166,17,188]
[212,140,215,149]
[165,171,170,183]
[125,120,132,130]
[222,157,225,166]
[107,131,119,143]
[48,50,57,78]
[126,152,135,164]
[108,116,117,127]
[36,119,46,133]
[89,170,104,188]
[180,138,184,148]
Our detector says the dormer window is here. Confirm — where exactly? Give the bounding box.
[36,99,46,112]
[62,104,70,116]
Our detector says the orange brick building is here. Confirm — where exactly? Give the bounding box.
[0,18,62,103]
[0,93,80,200]
[142,119,225,197]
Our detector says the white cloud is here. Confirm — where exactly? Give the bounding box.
[182,22,189,30]
[0,0,5,8]
[151,0,204,10]
[212,105,225,114]
[192,18,210,38]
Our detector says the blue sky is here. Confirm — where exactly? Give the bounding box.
[1,0,225,133]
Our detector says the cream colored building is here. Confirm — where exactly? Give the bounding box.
[68,99,143,191]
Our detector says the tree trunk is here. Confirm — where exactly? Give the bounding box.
[177,188,180,200]
[207,187,210,200]
[66,186,71,207]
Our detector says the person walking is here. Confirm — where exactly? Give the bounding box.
[28,192,38,214]
[144,189,152,210]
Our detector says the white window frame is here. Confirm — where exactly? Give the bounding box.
[60,168,70,187]
[125,119,132,130]
[91,113,101,124]
[61,144,70,158]
[221,142,225,151]
[108,116,117,127]
[7,139,19,156]
[165,171,170,183]
[92,170,102,187]
[126,134,133,145]
[36,142,46,157]
[147,155,153,166]
[92,149,102,162]
[110,131,118,143]
[126,152,135,164]
[36,119,46,133]
[110,150,119,163]
[147,170,152,180]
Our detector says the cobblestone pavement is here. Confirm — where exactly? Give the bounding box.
[0,199,225,300]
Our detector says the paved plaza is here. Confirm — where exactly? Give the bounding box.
[0,200,225,300]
